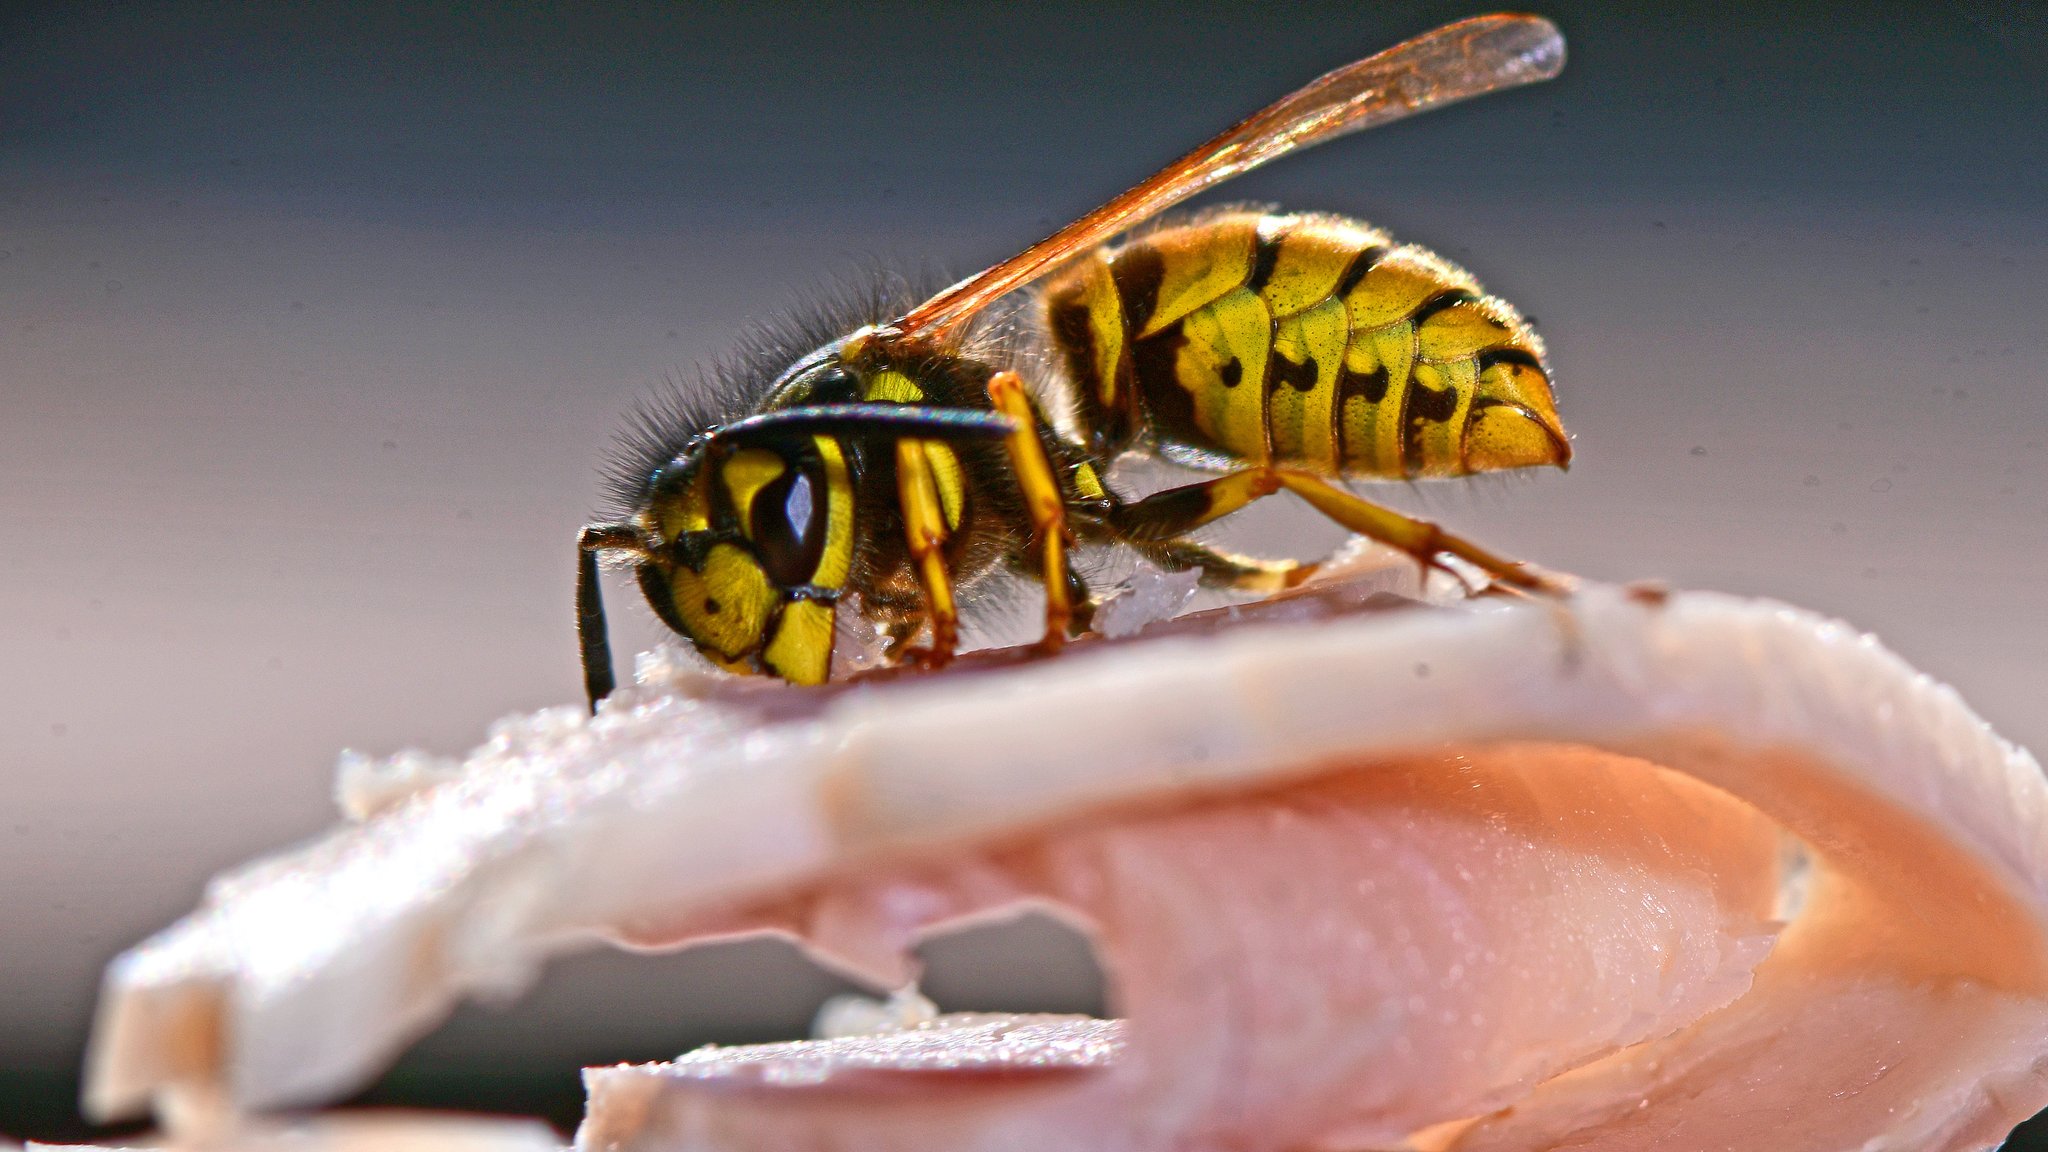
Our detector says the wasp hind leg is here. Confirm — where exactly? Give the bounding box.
[1269,469,1570,595]
[1105,466,1568,598]
[1129,537,1314,595]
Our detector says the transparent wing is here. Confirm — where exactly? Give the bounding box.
[892,13,1565,341]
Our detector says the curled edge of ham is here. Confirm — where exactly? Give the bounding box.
[75,576,2048,1152]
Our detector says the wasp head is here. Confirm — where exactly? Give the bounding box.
[579,422,845,705]
[639,432,842,685]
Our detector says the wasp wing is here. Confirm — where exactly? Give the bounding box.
[893,13,1565,341]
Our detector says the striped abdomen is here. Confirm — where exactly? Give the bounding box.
[1042,211,1569,479]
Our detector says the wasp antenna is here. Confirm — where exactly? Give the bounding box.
[711,404,1018,447]
[577,523,645,712]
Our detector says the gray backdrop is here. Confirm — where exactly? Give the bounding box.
[4,1,2046,1143]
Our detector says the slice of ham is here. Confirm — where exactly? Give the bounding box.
[81,585,2048,1151]
[584,748,1787,1151]
[583,733,2048,1152]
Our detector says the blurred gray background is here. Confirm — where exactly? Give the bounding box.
[4,0,2046,1143]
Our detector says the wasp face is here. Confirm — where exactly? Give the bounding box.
[634,434,850,685]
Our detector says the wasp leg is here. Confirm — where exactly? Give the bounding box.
[880,619,922,662]
[577,522,646,713]
[986,370,1086,652]
[1268,469,1568,594]
[1104,471,1312,592]
[1106,468,1280,541]
[893,438,961,668]
[1106,467,1566,596]
[1130,538,1314,595]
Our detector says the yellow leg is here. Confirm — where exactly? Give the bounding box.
[1108,466,1567,596]
[1269,468,1568,594]
[1106,469,1281,541]
[1104,471,1320,594]
[895,438,959,666]
[1133,538,1316,595]
[986,370,1083,651]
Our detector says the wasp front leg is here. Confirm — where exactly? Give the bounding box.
[893,438,961,668]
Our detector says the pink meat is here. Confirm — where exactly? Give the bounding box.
[583,744,1787,1151]
[1443,744,2048,1152]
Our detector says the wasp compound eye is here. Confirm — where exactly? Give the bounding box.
[749,463,827,588]
[715,448,827,589]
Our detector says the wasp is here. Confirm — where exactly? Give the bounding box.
[576,14,1572,708]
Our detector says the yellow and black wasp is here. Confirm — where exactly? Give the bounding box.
[576,14,1572,708]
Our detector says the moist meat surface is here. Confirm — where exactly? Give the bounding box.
[600,745,1786,1152]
